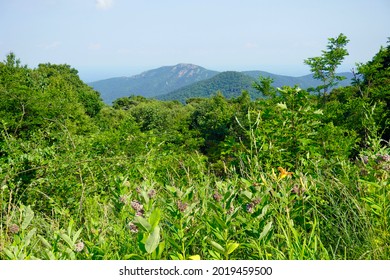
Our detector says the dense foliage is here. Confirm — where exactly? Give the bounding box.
[1,36,389,260]
[157,71,261,103]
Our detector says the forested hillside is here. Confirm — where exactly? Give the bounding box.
[156,71,261,103]
[89,64,218,104]
[88,65,353,104]
[0,35,389,260]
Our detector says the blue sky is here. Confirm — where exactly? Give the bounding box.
[1,0,389,82]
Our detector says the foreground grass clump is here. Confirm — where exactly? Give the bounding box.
[1,139,388,259]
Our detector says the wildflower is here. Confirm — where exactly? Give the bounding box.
[127,222,138,233]
[177,201,188,212]
[361,155,369,164]
[74,241,84,252]
[246,203,255,213]
[135,209,145,217]
[278,167,293,179]
[135,187,142,194]
[213,192,223,202]
[252,198,261,205]
[130,200,143,212]
[383,164,390,172]
[148,189,157,199]
[119,195,127,204]
[376,154,390,163]
[227,205,234,215]
[8,224,20,235]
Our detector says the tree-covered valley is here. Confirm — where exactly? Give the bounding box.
[0,34,389,260]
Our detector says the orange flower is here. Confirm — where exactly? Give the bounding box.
[278,167,293,179]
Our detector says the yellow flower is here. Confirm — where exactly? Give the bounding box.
[278,167,293,179]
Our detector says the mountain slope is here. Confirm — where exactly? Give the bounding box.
[157,71,354,103]
[156,71,261,103]
[243,71,354,89]
[89,64,354,104]
[88,64,218,104]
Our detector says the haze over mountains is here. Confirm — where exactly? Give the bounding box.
[88,64,353,104]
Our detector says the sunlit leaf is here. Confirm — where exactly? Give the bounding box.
[134,216,152,232]
[145,226,160,254]
[209,239,225,254]
[259,221,273,240]
[21,206,34,230]
[226,242,240,255]
[188,255,201,260]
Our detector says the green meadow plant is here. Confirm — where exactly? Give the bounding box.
[1,40,389,260]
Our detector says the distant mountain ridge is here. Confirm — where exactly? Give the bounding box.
[88,64,353,104]
[242,70,353,89]
[88,63,218,104]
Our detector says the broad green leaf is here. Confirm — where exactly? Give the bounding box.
[208,249,221,260]
[226,242,240,255]
[23,228,37,247]
[149,208,161,229]
[67,219,74,237]
[258,205,269,219]
[259,221,273,240]
[167,238,182,251]
[134,216,152,232]
[72,228,82,244]
[240,178,252,188]
[145,226,160,254]
[59,232,74,248]
[241,190,253,201]
[21,206,34,230]
[2,247,16,260]
[155,240,165,259]
[38,234,52,249]
[209,240,225,254]
[141,190,150,205]
[166,185,176,193]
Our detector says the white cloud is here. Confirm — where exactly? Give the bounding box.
[96,0,113,10]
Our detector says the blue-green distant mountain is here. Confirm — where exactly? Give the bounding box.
[88,64,353,104]
[157,70,354,103]
[88,64,218,104]
[242,70,354,89]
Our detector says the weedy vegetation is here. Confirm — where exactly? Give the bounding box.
[1,35,389,259]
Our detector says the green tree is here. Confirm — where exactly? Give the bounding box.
[304,33,350,104]
[252,76,277,98]
[190,92,233,158]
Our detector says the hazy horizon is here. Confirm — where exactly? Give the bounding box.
[82,62,355,84]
